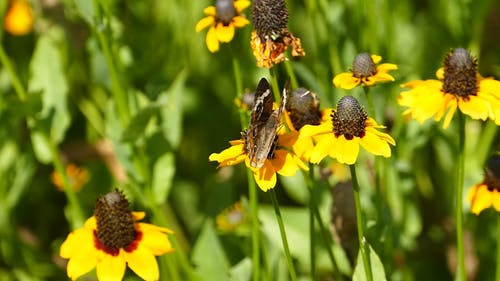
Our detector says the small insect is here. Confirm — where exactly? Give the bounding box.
[245,78,288,168]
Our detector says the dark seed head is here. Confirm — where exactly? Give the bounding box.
[442,48,478,100]
[94,190,136,255]
[352,53,376,79]
[485,155,500,192]
[216,0,237,25]
[332,96,367,140]
[252,0,288,41]
[286,87,321,130]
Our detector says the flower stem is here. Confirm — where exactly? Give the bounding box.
[309,178,317,281]
[269,67,282,103]
[456,113,466,281]
[93,0,130,125]
[283,60,299,89]
[0,44,27,101]
[248,170,261,281]
[350,164,373,281]
[269,189,297,281]
[496,214,500,281]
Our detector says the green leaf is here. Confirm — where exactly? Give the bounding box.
[121,104,160,143]
[151,152,175,205]
[159,69,188,149]
[28,26,70,151]
[191,221,231,281]
[72,0,94,26]
[229,258,252,281]
[353,244,387,281]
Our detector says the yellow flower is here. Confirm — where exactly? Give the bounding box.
[216,200,249,233]
[333,53,397,89]
[250,0,305,68]
[3,0,34,36]
[399,48,500,129]
[209,132,308,191]
[60,190,174,281]
[195,0,250,52]
[467,155,500,215]
[51,163,89,192]
[300,96,395,165]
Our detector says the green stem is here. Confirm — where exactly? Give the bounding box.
[93,0,130,125]
[309,177,317,281]
[350,164,373,281]
[48,136,85,228]
[269,68,282,103]
[456,113,466,281]
[248,170,261,281]
[283,60,298,89]
[269,189,297,281]
[363,87,376,120]
[496,214,500,281]
[0,44,27,101]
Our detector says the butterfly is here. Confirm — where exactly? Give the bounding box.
[245,78,288,168]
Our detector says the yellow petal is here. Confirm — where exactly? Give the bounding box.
[195,16,215,32]
[138,223,174,255]
[132,211,146,221]
[234,0,251,12]
[333,136,359,165]
[271,150,302,177]
[62,229,99,280]
[371,54,382,64]
[125,244,160,281]
[377,63,398,71]
[216,23,235,43]
[96,252,127,281]
[209,142,246,166]
[299,121,332,139]
[359,130,392,158]
[436,67,445,80]
[84,216,97,229]
[232,16,250,27]
[206,26,220,53]
[458,95,490,121]
[333,72,359,89]
[253,161,277,191]
[4,0,33,36]
[468,184,493,215]
[203,6,216,16]
[310,135,334,164]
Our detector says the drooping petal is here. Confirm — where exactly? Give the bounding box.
[138,223,174,255]
[234,0,251,12]
[467,184,493,215]
[309,135,334,164]
[252,160,277,191]
[126,245,160,281]
[205,26,220,53]
[299,122,332,139]
[232,16,250,27]
[216,23,235,43]
[458,95,491,121]
[95,252,127,281]
[271,150,307,177]
[333,72,359,89]
[359,129,392,158]
[195,16,215,32]
[371,54,382,64]
[333,136,359,165]
[209,141,246,167]
[62,229,99,280]
[132,211,146,221]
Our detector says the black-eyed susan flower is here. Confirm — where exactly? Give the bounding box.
[51,163,89,192]
[333,53,397,90]
[3,0,34,36]
[60,190,174,281]
[195,0,250,53]
[250,0,305,68]
[300,96,395,165]
[467,155,500,215]
[282,87,329,161]
[209,130,308,191]
[399,48,500,129]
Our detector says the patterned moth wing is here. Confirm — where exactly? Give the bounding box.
[246,78,288,168]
